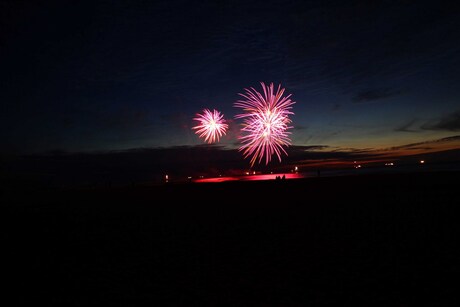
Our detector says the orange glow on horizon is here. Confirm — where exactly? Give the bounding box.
[291,135,460,170]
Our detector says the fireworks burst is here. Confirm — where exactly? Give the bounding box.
[192,109,228,144]
[234,82,295,166]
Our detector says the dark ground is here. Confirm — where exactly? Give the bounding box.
[2,171,460,306]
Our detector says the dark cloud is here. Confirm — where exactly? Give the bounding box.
[352,88,402,103]
[394,119,419,133]
[389,135,460,150]
[290,145,329,151]
[332,148,377,154]
[293,125,308,131]
[422,110,460,132]
[284,145,383,163]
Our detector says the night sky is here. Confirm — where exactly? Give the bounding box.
[1,0,460,175]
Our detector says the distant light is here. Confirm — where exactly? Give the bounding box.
[253,171,256,175]
[295,166,298,172]
[165,174,169,183]
[385,162,394,166]
[245,172,250,175]
[187,176,192,179]
[420,160,425,164]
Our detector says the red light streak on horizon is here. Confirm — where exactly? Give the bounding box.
[193,172,304,183]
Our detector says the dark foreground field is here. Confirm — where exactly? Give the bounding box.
[2,171,460,306]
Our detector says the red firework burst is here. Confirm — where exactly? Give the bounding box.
[192,109,228,144]
[234,82,295,166]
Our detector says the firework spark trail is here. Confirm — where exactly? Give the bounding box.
[192,109,228,143]
[234,82,295,166]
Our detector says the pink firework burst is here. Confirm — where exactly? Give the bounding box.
[234,82,295,166]
[192,109,229,144]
